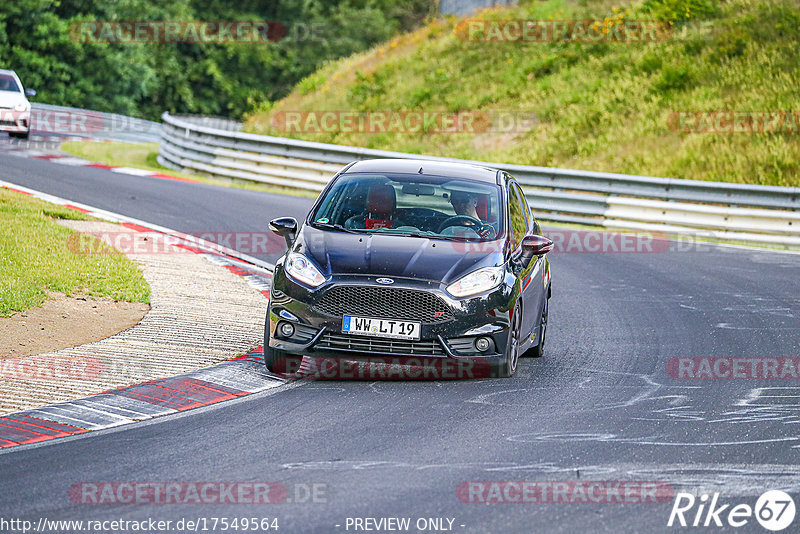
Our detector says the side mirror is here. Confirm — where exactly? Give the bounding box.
[24,89,36,98]
[520,234,554,265]
[269,217,298,250]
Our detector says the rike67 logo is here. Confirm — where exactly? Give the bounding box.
[668,490,796,531]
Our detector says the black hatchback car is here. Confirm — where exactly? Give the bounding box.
[265,159,553,378]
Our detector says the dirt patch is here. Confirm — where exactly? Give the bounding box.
[0,292,149,359]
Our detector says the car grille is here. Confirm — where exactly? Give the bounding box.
[315,332,446,357]
[315,286,453,324]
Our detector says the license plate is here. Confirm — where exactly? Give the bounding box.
[342,315,421,340]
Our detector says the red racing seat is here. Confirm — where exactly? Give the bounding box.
[365,184,396,230]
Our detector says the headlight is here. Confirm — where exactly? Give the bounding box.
[446,266,504,298]
[13,102,29,112]
[285,252,325,287]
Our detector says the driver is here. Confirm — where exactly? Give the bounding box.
[449,191,495,239]
[450,191,481,219]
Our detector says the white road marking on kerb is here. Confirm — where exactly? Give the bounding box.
[109,166,154,176]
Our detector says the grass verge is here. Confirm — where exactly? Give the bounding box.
[0,188,150,317]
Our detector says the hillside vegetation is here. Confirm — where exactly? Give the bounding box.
[245,0,800,187]
[1,0,431,119]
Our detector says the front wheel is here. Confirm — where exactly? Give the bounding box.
[263,315,302,375]
[492,303,521,378]
[9,131,29,140]
[526,296,549,358]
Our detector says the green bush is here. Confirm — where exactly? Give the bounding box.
[642,0,719,22]
[297,74,326,96]
[638,52,663,74]
[655,64,693,91]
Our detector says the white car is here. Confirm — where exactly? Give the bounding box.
[0,69,36,139]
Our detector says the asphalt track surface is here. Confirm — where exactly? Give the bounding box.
[2,144,800,533]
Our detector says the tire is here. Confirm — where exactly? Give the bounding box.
[527,296,549,358]
[9,132,28,139]
[492,303,521,378]
[263,315,302,375]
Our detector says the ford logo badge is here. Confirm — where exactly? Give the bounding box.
[376,278,394,285]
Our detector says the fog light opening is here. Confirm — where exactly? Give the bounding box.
[475,337,491,352]
[279,322,295,338]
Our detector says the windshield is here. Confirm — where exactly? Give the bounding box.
[0,74,20,93]
[310,172,505,241]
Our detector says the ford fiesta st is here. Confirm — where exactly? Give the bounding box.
[265,159,553,378]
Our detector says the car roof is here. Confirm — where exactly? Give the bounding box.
[0,69,18,76]
[344,159,501,184]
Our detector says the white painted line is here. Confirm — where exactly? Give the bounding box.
[110,166,156,176]
[49,402,136,425]
[50,157,94,166]
[187,364,282,393]
[75,396,171,418]
[23,408,106,430]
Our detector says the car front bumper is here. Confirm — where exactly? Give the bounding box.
[0,109,30,133]
[267,268,515,362]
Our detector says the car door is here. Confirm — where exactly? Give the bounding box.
[511,180,546,345]
[506,179,538,342]
[525,191,549,349]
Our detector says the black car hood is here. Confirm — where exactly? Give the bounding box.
[295,226,503,285]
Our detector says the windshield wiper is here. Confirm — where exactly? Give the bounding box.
[311,221,362,233]
[373,230,489,242]
[367,229,433,239]
[427,234,488,242]
[379,231,455,240]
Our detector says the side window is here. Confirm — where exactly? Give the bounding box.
[508,183,527,251]
[517,186,538,233]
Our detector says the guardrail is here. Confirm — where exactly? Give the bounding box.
[159,112,800,248]
[30,103,161,143]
